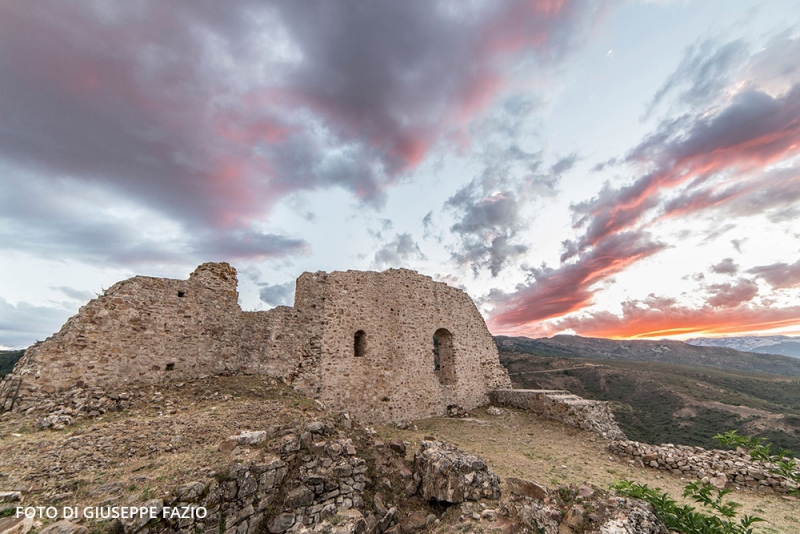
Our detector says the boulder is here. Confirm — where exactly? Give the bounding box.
[413,440,501,503]
[36,414,72,431]
[228,430,267,445]
[37,521,88,534]
[506,478,548,500]
[268,512,295,533]
[388,438,406,455]
[0,493,21,504]
[0,517,33,534]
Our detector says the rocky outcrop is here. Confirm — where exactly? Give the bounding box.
[490,389,626,439]
[609,440,797,493]
[504,480,667,534]
[413,440,501,503]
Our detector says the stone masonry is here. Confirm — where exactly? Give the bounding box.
[0,263,511,423]
[608,439,798,493]
[489,389,626,439]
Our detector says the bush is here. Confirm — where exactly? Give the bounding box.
[611,479,763,534]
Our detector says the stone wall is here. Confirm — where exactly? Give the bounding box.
[608,439,798,493]
[300,269,511,423]
[489,389,626,439]
[0,263,510,423]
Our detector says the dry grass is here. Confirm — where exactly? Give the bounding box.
[378,406,800,534]
[2,377,798,533]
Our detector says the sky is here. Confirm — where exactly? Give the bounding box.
[2,0,800,349]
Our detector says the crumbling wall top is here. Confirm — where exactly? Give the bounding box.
[189,262,239,296]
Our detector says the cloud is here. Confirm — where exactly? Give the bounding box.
[258,281,296,308]
[489,231,665,330]
[710,258,738,275]
[0,298,75,349]
[448,191,529,276]
[540,295,800,339]
[445,132,572,276]
[646,39,747,116]
[372,233,426,269]
[705,278,758,308]
[0,0,604,269]
[52,287,96,302]
[0,175,309,266]
[489,35,800,337]
[749,258,800,289]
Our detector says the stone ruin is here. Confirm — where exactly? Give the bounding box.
[608,439,798,494]
[0,262,512,423]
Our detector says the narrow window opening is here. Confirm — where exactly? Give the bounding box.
[354,330,367,357]
[433,328,456,385]
[165,363,175,371]
[177,291,185,298]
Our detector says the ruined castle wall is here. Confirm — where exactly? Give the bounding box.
[490,389,626,439]
[6,264,247,399]
[301,269,511,424]
[2,263,511,423]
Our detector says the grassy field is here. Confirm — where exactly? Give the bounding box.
[501,351,800,452]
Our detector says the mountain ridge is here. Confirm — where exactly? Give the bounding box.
[494,334,800,376]
[686,335,800,359]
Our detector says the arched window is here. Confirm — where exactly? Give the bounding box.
[433,328,456,384]
[354,330,367,357]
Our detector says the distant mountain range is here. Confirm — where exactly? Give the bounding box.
[494,334,800,377]
[686,335,800,359]
[494,334,800,451]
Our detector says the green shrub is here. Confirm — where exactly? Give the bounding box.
[611,479,763,534]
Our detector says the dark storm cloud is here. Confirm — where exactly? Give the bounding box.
[748,259,800,289]
[0,0,603,267]
[373,233,426,269]
[710,258,738,275]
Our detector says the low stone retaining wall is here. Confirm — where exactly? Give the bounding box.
[608,440,798,494]
[489,389,626,440]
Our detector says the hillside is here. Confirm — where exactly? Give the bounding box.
[499,350,800,453]
[495,334,800,376]
[687,335,800,359]
[0,350,24,377]
[1,374,797,534]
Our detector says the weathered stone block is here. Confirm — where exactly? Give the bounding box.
[414,440,500,503]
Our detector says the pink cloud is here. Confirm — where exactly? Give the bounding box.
[538,296,800,339]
